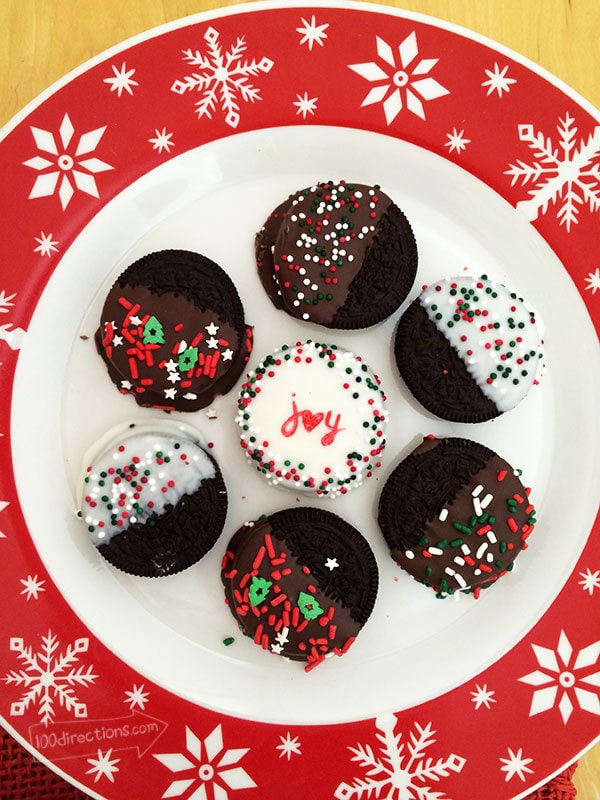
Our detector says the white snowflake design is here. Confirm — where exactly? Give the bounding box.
[276,732,302,760]
[444,128,470,155]
[470,683,496,710]
[499,747,534,782]
[293,92,318,119]
[505,112,600,231]
[171,26,274,129]
[579,567,600,593]
[0,500,8,537]
[482,63,517,98]
[19,574,46,601]
[103,62,139,97]
[519,629,600,724]
[348,31,450,124]
[0,293,25,354]
[296,14,329,50]
[3,631,97,726]
[149,127,175,154]
[334,714,466,800]
[86,749,120,783]
[34,231,59,257]
[584,268,600,294]
[23,113,114,210]
[154,723,256,799]
[125,682,150,710]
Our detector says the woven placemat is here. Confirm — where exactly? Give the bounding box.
[0,725,577,799]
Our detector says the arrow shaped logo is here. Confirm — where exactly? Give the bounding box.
[28,710,168,760]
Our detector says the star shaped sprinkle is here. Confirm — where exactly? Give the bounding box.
[325,557,339,571]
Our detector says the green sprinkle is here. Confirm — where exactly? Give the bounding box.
[223,637,235,646]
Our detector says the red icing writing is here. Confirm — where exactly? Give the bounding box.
[281,400,345,446]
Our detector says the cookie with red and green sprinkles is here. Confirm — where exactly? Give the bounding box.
[377,435,537,598]
[77,421,227,577]
[394,274,544,422]
[95,249,253,412]
[236,340,388,497]
[255,180,418,329]
[221,507,379,671]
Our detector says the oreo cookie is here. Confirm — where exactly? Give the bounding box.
[236,340,388,497]
[377,435,536,598]
[394,274,544,422]
[255,180,418,329]
[96,249,253,412]
[78,421,228,577]
[221,507,379,671]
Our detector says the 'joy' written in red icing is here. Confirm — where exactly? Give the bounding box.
[281,399,345,446]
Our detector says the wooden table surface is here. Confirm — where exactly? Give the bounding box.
[1,0,599,797]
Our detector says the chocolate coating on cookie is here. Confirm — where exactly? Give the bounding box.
[221,507,378,671]
[96,250,253,411]
[257,181,418,329]
[395,275,544,422]
[378,436,536,598]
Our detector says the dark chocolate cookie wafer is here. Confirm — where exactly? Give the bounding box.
[78,421,228,577]
[378,435,536,598]
[255,180,418,329]
[221,506,379,671]
[96,249,253,412]
[395,274,544,422]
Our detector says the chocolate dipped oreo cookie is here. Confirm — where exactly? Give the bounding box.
[394,274,544,422]
[221,507,379,671]
[78,421,228,577]
[96,249,253,412]
[377,435,536,598]
[236,340,388,497]
[255,180,418,329]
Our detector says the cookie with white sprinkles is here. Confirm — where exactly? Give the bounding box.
[236,340,388,496]
[77,421,227,577]
[95,249,253,412]
[221,507,379,671]
[394,274,544,422]
[255,180,418,329]
[377,435,537,598]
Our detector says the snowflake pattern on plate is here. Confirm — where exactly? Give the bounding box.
[3,631,97,726]
[579,568,600,594]
[499,747,534,783]
[348,31,450,124]
[482,63,517,98]
[154,723,256,799]
[170,26,274,128]
[103,62,139,97]
[33,231,59,257]
[296,14,329,50]
[22,112,114,210]
[519,630,600,723]
[86,749,120,783]
[506,112,600,230]
[334,714,466,800]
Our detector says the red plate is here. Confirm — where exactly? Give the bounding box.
[1,3,599,798]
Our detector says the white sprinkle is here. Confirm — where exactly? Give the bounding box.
[486,530,497,544]
[405,550,415,560]
[438,508,448,522]
[486,552,494,563]
[473,496,483,517]
[476,542,488,560]
[429,546,444,556]
[480,493,493,509]
[472,484,484,497]
[454,556,465,566]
